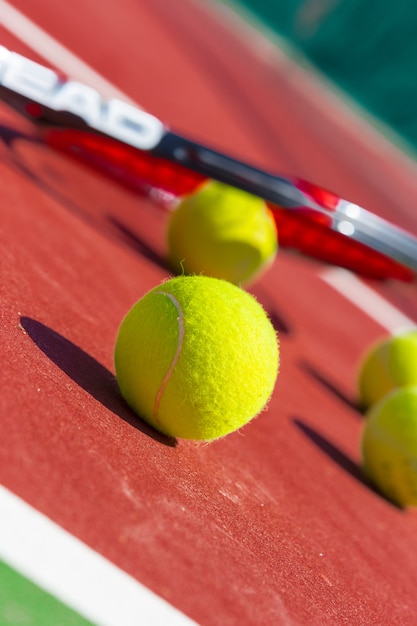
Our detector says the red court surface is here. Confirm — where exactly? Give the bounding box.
[2,1,417,624]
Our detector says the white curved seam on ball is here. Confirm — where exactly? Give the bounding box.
[153,292,185,423]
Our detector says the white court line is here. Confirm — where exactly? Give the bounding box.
[0,485,197,626]
[322,268,417,335]
[0,0,134,102]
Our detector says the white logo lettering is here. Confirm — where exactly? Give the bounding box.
[0,46,165,151]
[53,81,102,126]
[1,48,59,104]
[105,99,165,150]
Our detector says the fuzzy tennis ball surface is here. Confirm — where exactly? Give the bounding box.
[361,386,417,506]
[357,329,417,409]
[114,275,279,440]
[167,180,278,286]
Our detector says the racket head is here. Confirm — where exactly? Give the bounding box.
[43,127,415,281]
[0,44,415,281]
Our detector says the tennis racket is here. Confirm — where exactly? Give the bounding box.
[1,45,416,281]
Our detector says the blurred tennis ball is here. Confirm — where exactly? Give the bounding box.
[357,329,417,410]
[167,180,278,286]
[361,385,417,506]
[114,275,279,440]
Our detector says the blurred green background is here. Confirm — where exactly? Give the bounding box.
[233,0,417,153]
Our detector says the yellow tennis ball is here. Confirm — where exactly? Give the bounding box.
[167,180,278,286]
[114,275,279,440]
[361,386,417,506]
[357,329,417,409]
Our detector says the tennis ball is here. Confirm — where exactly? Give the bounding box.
[114,275,279,440]
[361,386,417,506]
[357,329,417,409]
[167,180,278,286]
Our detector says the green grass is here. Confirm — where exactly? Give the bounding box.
[0,560,94,626]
